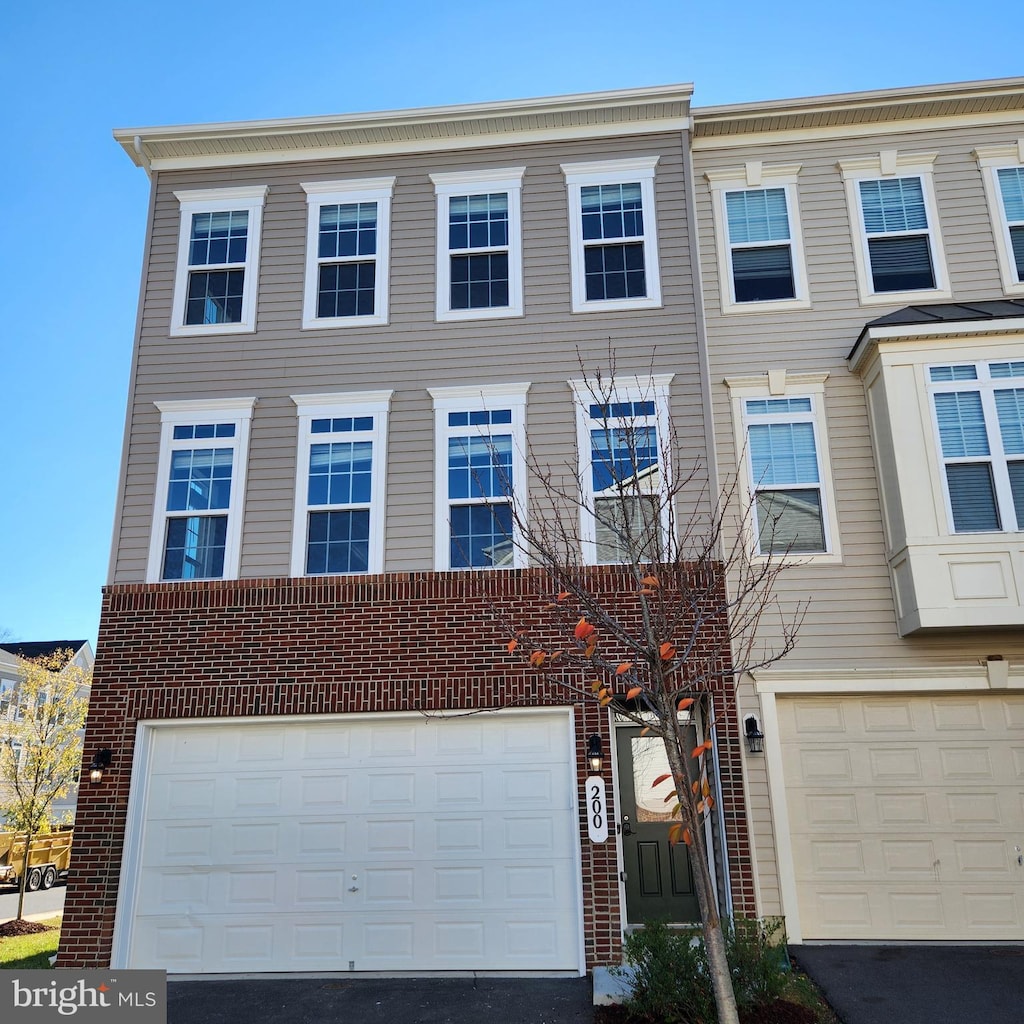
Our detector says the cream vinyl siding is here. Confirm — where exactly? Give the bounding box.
[113,132,707,582]
[778,693,1024,940]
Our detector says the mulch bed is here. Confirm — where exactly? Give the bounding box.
[596,999,817,1024]
[0,918,54,938]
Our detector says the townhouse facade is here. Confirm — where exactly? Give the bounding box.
[691,77,1024,942]
[59,87,762,974]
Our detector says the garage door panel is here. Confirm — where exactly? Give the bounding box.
[124,712,581,972]
[781,694,1024,940]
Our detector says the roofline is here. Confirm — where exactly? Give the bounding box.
[693,75,1024,125]
[114,83,694,171]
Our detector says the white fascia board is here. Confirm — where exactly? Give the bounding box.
[849,319,1024,372]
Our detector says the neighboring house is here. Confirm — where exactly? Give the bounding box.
[691,77,1024,943]
[0,640,94,825]
[59,87,760,974]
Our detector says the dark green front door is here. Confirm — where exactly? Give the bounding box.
[616,726,700,924]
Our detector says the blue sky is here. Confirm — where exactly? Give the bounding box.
[1,0,1019,647]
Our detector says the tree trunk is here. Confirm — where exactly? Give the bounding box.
[16,830,33,921]
[663,731,740,1024]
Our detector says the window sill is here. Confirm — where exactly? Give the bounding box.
[169,322,257,337]
[570,296,663,315]
[857,285,953,307]
[719,296,813,316]
[301,314,389,329]
[436,306,525,323]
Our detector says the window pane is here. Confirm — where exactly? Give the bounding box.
[308,440,373,507]
[189,210,248,266]
[450,252,509,309]
[318,203,377,259]
[859,177,928,233]
[185,269,245,324]
[584,243,646,300]
[448,434,512,499]
[581,183,643,240]
[867,235,935,291]
[1011,226,1024,281]
[732,245,796,302]
[1008,462,1024,531]
[595,494,661,563]
[756,489,825,553]
[929,365,978,383]
[946,463,1000,532]
[448,193,509,250]
[726,188,790,244]
[317,262,376,318]
[450,503,513,568]
[591,425,659,494]
[933,392,990,458]
[748,423,819,486]
[305,509,371,574]
[167,448,233,511]
[997,167,1024,222]
[163,515,227,579]
[995,388,1024,455]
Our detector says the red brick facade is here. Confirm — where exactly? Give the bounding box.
[59,567,754,969]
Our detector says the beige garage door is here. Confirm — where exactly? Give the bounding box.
[779,693,1024,940]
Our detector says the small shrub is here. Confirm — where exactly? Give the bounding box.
[615,916,789,1022]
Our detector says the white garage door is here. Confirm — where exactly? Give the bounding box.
[118,711,582,973]
[780,693,1024,940]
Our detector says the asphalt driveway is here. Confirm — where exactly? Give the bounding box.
[168,976,595,1024]
[792,944,1024,1024]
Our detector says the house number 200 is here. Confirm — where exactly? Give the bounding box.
[586,776,608,843]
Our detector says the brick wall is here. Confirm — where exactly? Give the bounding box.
[59,566,753,969]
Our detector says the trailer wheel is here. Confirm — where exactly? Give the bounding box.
[41,866,57,890]
[26,867,42,892]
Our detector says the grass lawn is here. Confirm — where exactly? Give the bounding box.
[0,917,61,970]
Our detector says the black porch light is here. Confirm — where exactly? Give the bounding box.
[744,716,764,755]
[586,734,603,773]
[89,748,112,784]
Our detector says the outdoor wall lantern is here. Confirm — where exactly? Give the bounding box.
[587,734,604,773]
[89,748,112,783]
[744,716,764,755]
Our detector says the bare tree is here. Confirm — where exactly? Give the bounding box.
[470,361,803,1024]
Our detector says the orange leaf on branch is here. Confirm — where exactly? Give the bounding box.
[668,823,683,846]
[677,697,695,711]
[507,638,519,653]
[625,686,642,700]
[615,662,633,675]
[557,591,571,601]
[659,642,677,661]
[642,575,660,588]
[682,828,693,846]
[590,679,603,692]
[584,641,597,657]
[691,744,705,760]
[574,618,595,641]
[529,651,546,668]
[651,773,670,788]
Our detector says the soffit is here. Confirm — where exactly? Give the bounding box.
[115,85,694,171]
[693,77,1024,144]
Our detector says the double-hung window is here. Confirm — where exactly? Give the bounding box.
[430,384,529,570]
[840,152,949,304]
[571,376,671,564]
[0,678,15,719]
[430,168,525,320]
[707,164,810,313]
[975,143,1024,295]
[171,186,268,336]
[301,178,395,328]
[728,373,840,560]
[562,157,661,313]
[929,360,1024,533]
[147,398,255,582]
[290,392,391,576]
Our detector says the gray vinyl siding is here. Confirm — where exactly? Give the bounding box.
[113,131,709,582]
[692,119,1024,673]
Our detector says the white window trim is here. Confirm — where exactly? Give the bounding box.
[569,374,673,565]
[430,167,525,321]
[975,140,1024,297]
[289,390,393,577]
[170,186,268,337]
[927,360,1023,535]
[301,177,396,329]
[561,156,662,314]
[838,151,950,305]
[725,372,841,564]
[705,162,811,315]
[428,382,530,571]
[146,397,257,583]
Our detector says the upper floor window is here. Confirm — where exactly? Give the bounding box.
[570,376,672,564]
[706,163,810,314]
[929,360,1024,533]
[839,152,949,305]
[0,678,15,719]
[301,178,395,329]
[147,398,256,583]
[726,372,840,562]
[975,142,1024,296]
[429,384,529,570]
[171,186,268,336]
[562,157,662,313]
[430,168,525,321]
[290,391,392,576]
